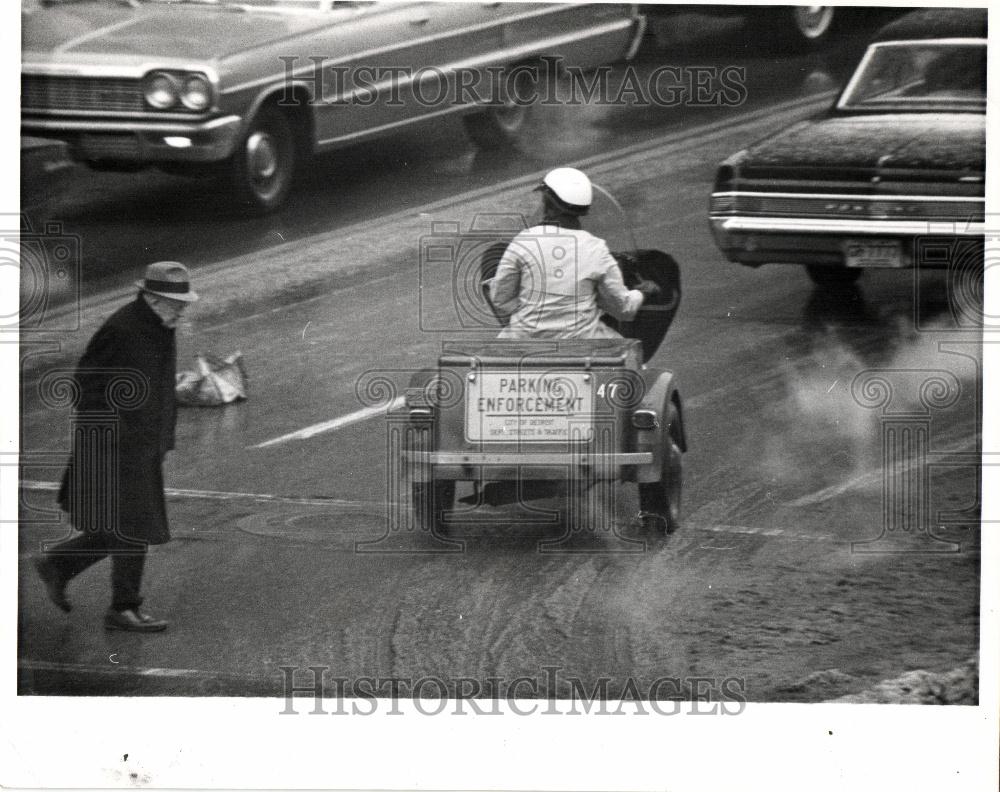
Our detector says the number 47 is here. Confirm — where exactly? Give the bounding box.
[596,382,620,400]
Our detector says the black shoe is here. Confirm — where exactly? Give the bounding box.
[33,556,71,613]
[104,608,168,633]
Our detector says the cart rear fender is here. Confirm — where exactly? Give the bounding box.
[634,371,685,482]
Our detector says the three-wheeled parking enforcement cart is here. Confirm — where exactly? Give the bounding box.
[396,252,686,541]
[395,194,686,541]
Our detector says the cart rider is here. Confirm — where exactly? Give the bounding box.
[489,167,659,339]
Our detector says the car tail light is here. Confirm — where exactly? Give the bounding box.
[143,72,179,110]
[631,409,658,429]
[713,164,735,193]
[709,193,735,214]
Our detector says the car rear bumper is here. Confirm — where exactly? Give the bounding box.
[709,215,985,267]
[21,115,242,164]
[403,450,653,481]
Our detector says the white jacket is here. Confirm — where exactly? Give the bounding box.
[489,225,644,339]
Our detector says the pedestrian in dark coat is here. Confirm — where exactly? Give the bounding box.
[34,261,198,632]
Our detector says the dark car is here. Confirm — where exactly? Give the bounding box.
[644,4,881,49]
[708,8,986,287]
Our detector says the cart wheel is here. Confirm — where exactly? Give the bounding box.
[412,480,455,535]
[639,402,683,535]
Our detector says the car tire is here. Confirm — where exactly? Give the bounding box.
[638,402,683,535]
[748,6,839,51]
[462,65,537,151]
[806,265,863,287]
[463,107,531,151]
[228,105,296,213]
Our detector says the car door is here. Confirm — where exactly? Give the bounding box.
[310,1,502,148]
[495,3,636,68]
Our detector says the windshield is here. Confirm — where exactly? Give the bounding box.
[839,41,986,112]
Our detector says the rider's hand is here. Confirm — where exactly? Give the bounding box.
[635,279,661,302]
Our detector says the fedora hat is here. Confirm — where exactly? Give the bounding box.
[135,261,199,302]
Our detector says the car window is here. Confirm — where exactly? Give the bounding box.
[840,41,986,111]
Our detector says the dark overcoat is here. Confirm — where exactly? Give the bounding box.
[57,295,177,545]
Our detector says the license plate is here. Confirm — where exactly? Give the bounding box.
[844,239,903,268]
[466,371,594,442]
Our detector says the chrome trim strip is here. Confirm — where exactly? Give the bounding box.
[869,37,987,46]
[711,191,984,203]
[314,104,461,147]
[22,62,221,83]
[21,114,241,134]
[624,9,646,61]
[404,451,654,465]
[23,108,209,121]
[712,216,985,236]
[224,14,634,96]
[320,18,633,106]
[836,43,875,109]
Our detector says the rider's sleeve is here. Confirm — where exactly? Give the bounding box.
[595,242,644,321]
[489,244,522,316]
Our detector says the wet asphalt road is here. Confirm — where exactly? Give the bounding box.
[17,20,980,699]
[25,15,869,299]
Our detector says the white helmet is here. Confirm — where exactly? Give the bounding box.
[539,167,593,214]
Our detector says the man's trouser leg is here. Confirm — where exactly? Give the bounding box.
[44,530,148,611]
[110,545,147,612]
[43,531,109,584]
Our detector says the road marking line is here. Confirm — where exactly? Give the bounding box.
[787,435,981,508]
[687,523,837,542]
[250,395,406,448]
[18,659,267,683]
[19,479,380,508]
[20,660,203,677]
[18,479,893,544]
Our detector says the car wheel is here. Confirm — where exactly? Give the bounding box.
[748,6,838,50]
[229,106,296,213]
[806,265,863,287]
[462,65,536,151]
[638,402,683,535]
[412,479,455,536]
[791,6,837,42]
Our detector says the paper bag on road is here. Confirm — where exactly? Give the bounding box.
[176,352,248,407]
